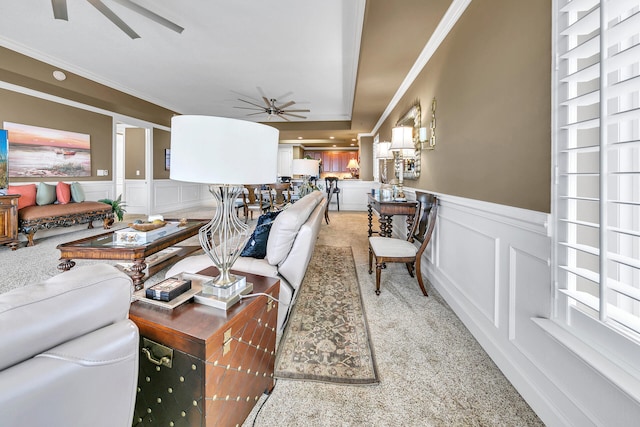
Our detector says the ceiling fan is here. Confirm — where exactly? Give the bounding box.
[234,89,310,121]
[51,0,184,39]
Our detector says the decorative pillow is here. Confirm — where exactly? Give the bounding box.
[36,182,57,205]
[266,195,318,266]
[240,211,282,259]
[6,184,37,210]
[56,182,72,204]
[70,182,85,202]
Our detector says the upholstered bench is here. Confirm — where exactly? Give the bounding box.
[18,202,112,246]
[8,182,113,247]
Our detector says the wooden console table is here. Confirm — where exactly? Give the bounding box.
[129,267,279,427]
[0,195,19,250]
[367,193,418,239]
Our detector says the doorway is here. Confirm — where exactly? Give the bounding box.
[115,122,151,215]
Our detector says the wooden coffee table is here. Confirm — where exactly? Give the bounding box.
[56,219,208,290]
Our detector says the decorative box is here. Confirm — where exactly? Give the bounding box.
[114,222,179,244]
[145,276,191,302]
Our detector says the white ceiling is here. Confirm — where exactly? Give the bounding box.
[0,0,365,124]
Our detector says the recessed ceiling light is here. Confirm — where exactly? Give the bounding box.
[298,136,303,139]
[52,70,66,81]
[352,138,356,141]
[350,143,355,146]
[329,136,335,139]
[332,144,336,147]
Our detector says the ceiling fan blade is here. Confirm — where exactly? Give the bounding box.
[237,98,268,110]
[230,90,261,103]
[110,0,184,34]
[276,114,291,121]
[262,96,272,108]
[282,113,307,119]
[256,86,268,99]
[283,109,310,113]
[276,100,295,110]
[233,106,264,111]
[87,0,140,39]
[275,91,294,101]
[51,0,68,20]
[245,112,267,117]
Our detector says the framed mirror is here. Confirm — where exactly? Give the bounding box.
[394,103,421,180]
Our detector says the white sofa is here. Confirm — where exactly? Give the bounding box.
[0,264,139,427]
[166,190,328,331]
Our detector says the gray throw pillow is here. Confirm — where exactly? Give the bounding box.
[70,182,85,202]
[36,182,57,205]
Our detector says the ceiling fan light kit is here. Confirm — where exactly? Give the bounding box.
[51,0,184,39]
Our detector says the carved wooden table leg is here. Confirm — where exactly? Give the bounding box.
[57,259,76,272]
[367,204,373,237]
[130,259,147,291]
[379,215,393,237]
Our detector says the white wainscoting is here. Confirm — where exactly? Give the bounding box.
[333,180,376,211]
[399,188,640,427]
[151,180,213,214]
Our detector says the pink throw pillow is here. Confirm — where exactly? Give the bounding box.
[7,184,37,210]
[56,182,72,204]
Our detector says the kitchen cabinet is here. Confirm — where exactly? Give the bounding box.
[304,151,357,173]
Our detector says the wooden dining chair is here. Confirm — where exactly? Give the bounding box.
[267,182,291,211]
[368,192,438,296]
[242,185,270,222]
[324,177,340,211]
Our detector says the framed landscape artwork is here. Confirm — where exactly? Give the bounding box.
[4,122,91,178]
[0,129,7,195]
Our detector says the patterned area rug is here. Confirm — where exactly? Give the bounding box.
[275,245,379,385]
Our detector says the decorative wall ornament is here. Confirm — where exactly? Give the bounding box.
[426,97,437,150]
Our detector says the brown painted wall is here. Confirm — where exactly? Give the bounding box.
[0,47,176,127]
[153,128,171,179]
[0,88,112,182]
[0,47,176,184]
[125,128,145,180]
[360,136,374,181]
[378,0,551,212]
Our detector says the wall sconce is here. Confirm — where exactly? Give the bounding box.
[419,127,427,144]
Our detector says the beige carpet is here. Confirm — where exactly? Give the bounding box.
[275,246,378,385]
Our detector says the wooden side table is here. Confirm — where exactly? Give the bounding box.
[367,193,418,239]
[0,195,19,250]
[129,267,280,427]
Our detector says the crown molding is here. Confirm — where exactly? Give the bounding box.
[370,0,472,136]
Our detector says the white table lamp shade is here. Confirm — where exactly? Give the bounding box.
[170,115,279,185]
[376,141,392,159]
[292,158,319,176]
[390,126,415,157]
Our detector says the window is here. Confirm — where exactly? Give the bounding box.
[554,0,640,353]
